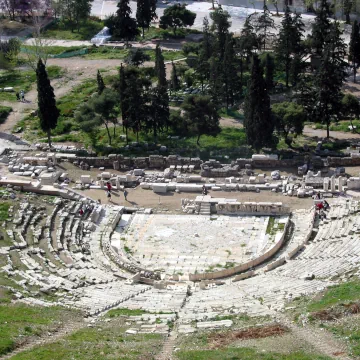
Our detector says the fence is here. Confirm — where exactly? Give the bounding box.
[20,47,88,59]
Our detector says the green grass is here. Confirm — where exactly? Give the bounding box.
[313,120,360,133]
[22,45,85,55]
[0,202,10,221]
[218,107,243,120]
[107,308,149,318]
[83,47,185,62]
[0,304,78,356]
[306,280,360,312]
[136,26,201,41]
[9,324,163,360]
[0,66,64,103]
[92,126,247,159]
[42,19,104,41]
[175,348,331,360]
[266,217,275,235]
[327,317,360,357]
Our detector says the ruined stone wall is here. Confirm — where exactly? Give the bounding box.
[71,155,202,170]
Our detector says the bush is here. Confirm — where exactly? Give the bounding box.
[0,105,12,124]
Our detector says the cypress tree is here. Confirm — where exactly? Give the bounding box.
[97,70,105,95]
[155,44,166,87]
[36,59,60,148]
[222,34,239,109]
[349,20,360,83]
[119,64,129,143]
[264,53,275,92]
[244,55,274,150]
[148,84,169,142]
[170,61,180,91]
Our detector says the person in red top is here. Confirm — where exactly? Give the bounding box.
[79,208,84,216]
[106,182,112,191]
[316,202,324,211]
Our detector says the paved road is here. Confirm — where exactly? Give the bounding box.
[90,0,318,36]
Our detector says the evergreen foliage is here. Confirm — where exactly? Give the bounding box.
[310,0,333,55]
[155,44,167,87]
[264,53,275,92]
[273,102,306,146]
[254,5,276,51]
[275,6,304,87]
[159,3,196,35]
[181,95,221,145]
[75,88,118,145]
[312,22,347,138]
[112,0,139,44]
[244,55,275,150]
[349,20,360,83]
[124,48,151,66]
[136,0,157,37]
[97,70,105,95]
[170,61,180,91]
[210,6,231,60]
[36,59,60,148]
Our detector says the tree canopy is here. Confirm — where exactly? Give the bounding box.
[159,3,196,35]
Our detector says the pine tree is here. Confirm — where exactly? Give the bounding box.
[349,20,360,83]
[238,16,258,62]
[113,0,139,45]
[313,22,347,138]
[264,53,274,92]
[210,6,231,60]
[36,59,60,148]
[155,44,166,87]
[181,95,221,145]
[97,70,105,95]
[244,55,275,150]
[310,0,333,55]
[136,0,157,38]
[275,6,304,87]
[343,0,352,24]
[197,17,213,91]
[254,4,276,51]
[170,61,180,91]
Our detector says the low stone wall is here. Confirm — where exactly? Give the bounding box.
[216,202,290,216]
[72,154,202,170]
[188,218,290,281]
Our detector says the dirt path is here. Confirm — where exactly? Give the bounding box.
[278,315,352,360]
[78,187,314,212]
[303,126,360,140]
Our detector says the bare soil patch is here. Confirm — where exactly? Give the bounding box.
[208,324,289,349]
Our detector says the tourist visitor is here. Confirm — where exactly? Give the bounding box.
[123,189,128,201]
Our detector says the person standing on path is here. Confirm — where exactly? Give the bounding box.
[16,92,20,101]
[123,189,128,201]
[107,190,112,202]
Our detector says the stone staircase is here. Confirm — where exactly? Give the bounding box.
[198,202,211,215]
